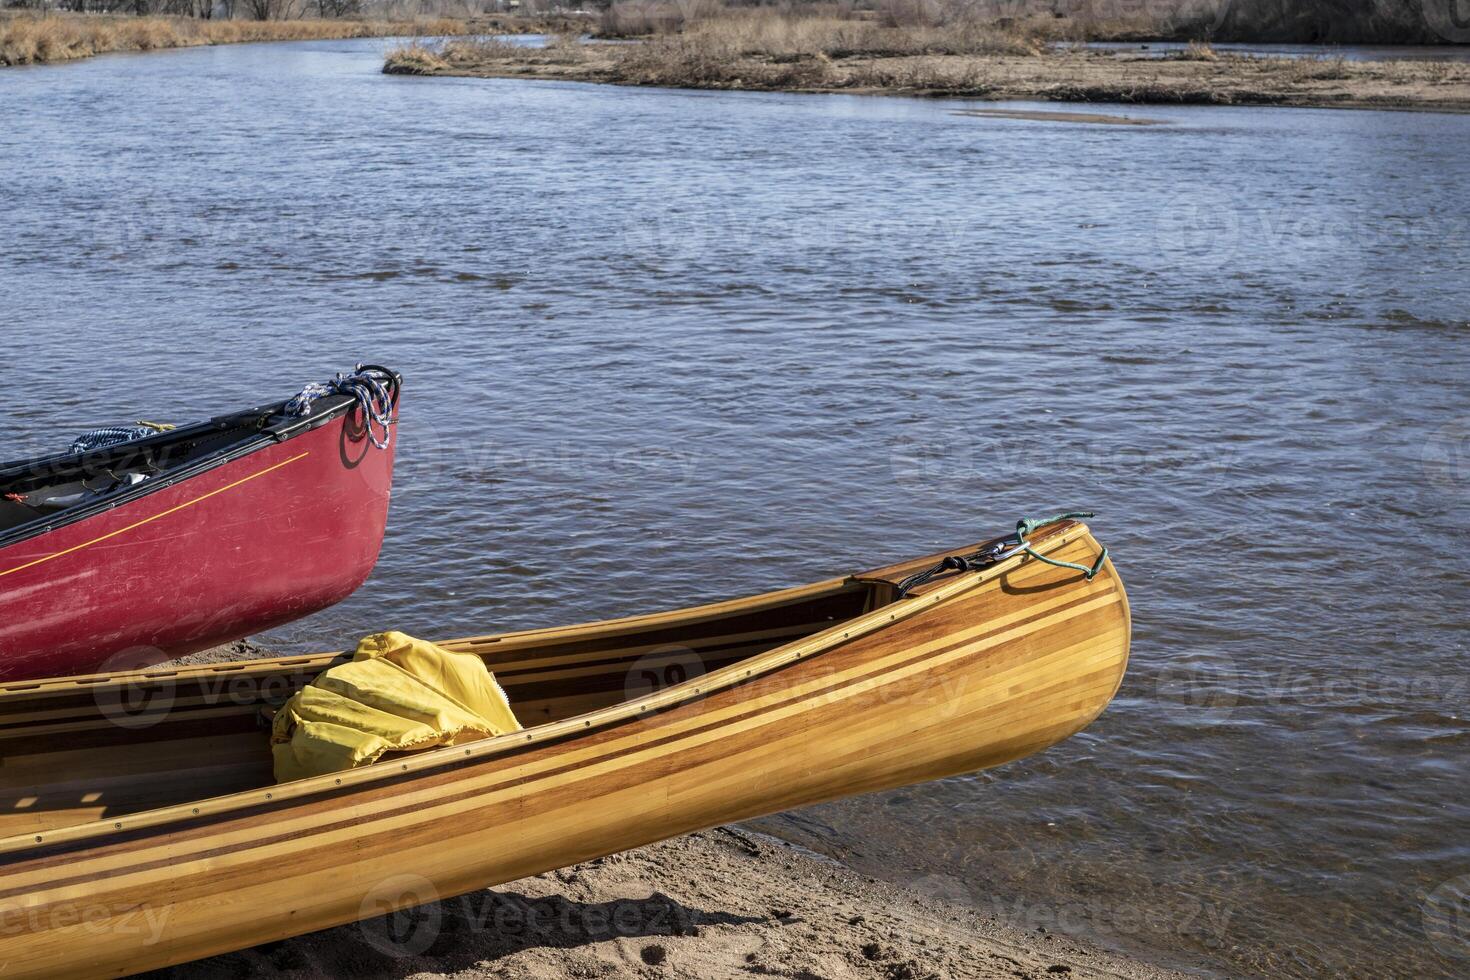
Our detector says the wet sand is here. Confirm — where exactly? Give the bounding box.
[144,827,1187,980]
[949,108,1168,125]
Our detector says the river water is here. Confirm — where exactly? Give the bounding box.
[3,38,1468,979]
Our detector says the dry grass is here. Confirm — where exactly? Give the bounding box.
[590,0,1463,49]
[389,3,1040,88]
[474,12,598,37]
[1280,53,1353,81]
[599,0,730,38]
[0,12,467,68]
[389,4,1039,91]
[597,2,1039,55]
[846,54,993,93]
[386,18,1470,110]
[385,34,592,75]
[594,0,1460,46]
[996,0,1450,45]
[380,0,1470,107]
[1170,40,1220,62]
[614,36,837,89]
[379,40,449,76]
[694,9,1041,58]
[594,4,1044,69]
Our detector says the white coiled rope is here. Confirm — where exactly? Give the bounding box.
[284,365,398,450]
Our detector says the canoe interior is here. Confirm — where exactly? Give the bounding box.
[0,578,891,841]
[0,374,392,546]
[0,412,272,536]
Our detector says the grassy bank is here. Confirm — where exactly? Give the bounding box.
[383,8,1470,113]
[0,11,466,67]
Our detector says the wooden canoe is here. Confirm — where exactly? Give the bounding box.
[0,367,400,681]
[0,517,1128,978]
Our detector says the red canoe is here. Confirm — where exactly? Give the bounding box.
[0,367,400,681]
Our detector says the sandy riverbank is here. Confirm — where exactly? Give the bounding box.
[143,640,1185,979]
[142,826,1187,980]
[385,36,1470,113]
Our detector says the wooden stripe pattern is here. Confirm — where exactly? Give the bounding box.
[0,521,1128,978]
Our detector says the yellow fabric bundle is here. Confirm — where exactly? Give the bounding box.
[272,631,520,783]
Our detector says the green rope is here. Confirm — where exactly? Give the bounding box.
[892,511,1110,599]
[1015,511,1109,580]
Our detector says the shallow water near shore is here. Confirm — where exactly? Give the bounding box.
[3,38,1469,979]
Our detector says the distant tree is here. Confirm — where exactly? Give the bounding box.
[242,0,300,19]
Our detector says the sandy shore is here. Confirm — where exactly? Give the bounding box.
[386,42,1470,114]
[139,640,1184,979]
[140,827,1185,980]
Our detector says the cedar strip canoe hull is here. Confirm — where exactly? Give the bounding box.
[0,520,1127,979]
[0,390,398,681]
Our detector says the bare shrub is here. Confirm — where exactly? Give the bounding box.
[613,34,743,86]
[683,8,1039,60]
[382,39,447,73]
[600,0,725,38]
[1171,39,1219,61]
[847,54,991,92]
[875,0,946,29]
[1283,53,1351,81]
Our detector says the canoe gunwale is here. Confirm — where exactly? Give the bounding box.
[0,381,397,553]
[0,575,861,702]
[0,519,1099,858]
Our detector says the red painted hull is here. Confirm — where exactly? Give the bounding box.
[0,411,395,681]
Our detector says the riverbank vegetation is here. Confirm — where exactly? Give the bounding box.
[383,3,1470,112]
[0,10,465,66]
[591,0,1465,46]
